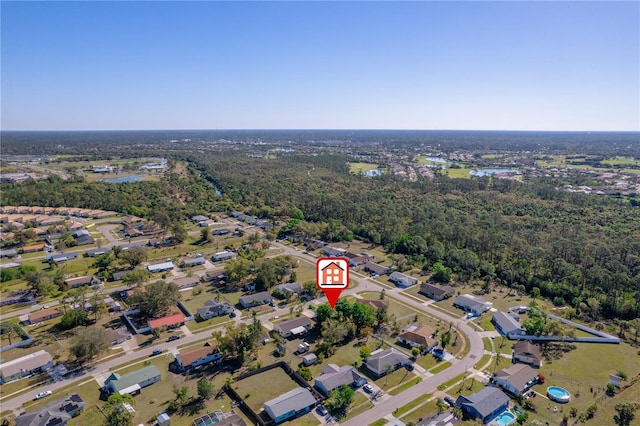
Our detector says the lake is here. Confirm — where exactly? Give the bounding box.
[470,169,520,177]
[100,174,151,183]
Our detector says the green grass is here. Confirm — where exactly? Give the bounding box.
[483,337,493,352]
[474,315,495,332]
[429,361,452,374]
[369,420,387,426]
[399,398,441,425]
[348,162,380,174]
[473,354,492,370]
[233,367,299,412]
[389,377,421,395]
[437,373,467,391]
[442,167,472,179]
[392,393,432,417]
[449,378,485,396]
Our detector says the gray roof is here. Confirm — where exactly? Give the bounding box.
[492,311,523,334]
[364,262,389,275]
[494,363,539,392]
[275,282,302,294]
[315,364,365,394]
[264,387,316,419]
[389,271,418,286]
[455,387,510,419]
[183,256,206,265]
[239,291,272,306]
[112,269,132,281]
[105,365,160,393]
[276,317,312,335]
[366,348,409,373]
[419,283,455,298]
[0,350,53,378]
[454,294,491,309]
[198,300,234,318]
[15,393,85,426]
[513,340,541,360]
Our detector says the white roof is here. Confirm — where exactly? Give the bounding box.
[118,383,141,395]
[290,326,307,335]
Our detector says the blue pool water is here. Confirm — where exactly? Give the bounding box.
[493,411,516,426]
[547,386,571,402]
[470,169,519,176]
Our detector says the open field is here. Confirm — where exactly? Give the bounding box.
[348,162,380,174]
[233,367,299,413]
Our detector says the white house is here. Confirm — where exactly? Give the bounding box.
[365,348,410,377]
[389,271,418,288]
[493,363,540,395]
[454,294,492,316]
[314,364,366,396]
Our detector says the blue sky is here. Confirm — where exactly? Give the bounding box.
[2,1,638,131]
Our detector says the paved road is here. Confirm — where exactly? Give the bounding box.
[2,232,484,422]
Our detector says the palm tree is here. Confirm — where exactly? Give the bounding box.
[383,364,394,388]
[493,353,504,374]
[436,397,447,413]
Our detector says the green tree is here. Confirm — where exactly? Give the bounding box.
[26,271,56,296]
[128,280,180,318]
[59,309,89,330]
[325,385,355,414]
[119,247,148,269]
[200,227,213,243]
[103,393,136,426]
[303,280,318,298]
[440,330,452,351]
[431,262,452,283]
[614,402,636,426]
[172,223,188,243]
[70,326,110,362]
[122,269,150,288]
[197,379,215,400]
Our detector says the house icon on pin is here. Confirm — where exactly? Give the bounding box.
[321,261,346,286]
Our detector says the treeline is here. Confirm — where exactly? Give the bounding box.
[193,152,640,320]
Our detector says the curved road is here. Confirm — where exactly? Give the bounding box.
[2,239,483,424]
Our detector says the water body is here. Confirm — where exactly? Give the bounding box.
[470,169,520,177]
[424,156,449,164]
[362,169,383,177]
[100,174,150,183]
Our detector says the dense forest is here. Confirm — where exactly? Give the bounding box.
[191,152,640,321]
[2,138,640,322]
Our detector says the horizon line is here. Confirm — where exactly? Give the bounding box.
[2,128,639,133]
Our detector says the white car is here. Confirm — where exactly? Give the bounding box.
[35,390,52,400]
[363,384,374,393]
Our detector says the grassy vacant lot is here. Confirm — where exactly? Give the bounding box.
[348,162,379,174]
[525,341,640,425]
[233,367,299,412]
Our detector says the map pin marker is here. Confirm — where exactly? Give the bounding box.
[316,257,350,308]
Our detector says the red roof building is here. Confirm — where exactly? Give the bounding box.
[148,313,185,330]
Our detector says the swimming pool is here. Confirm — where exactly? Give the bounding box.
[547,386,571,403]
[493,411,516,426]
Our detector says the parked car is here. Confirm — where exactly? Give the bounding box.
[363,384,374,393]
[316,405,328,416]
[444,396,456,407]
[167,335,180,342]
[35,390,52,400]
[151,349,163,356]
[229,311,237,318]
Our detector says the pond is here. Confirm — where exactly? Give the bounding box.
[362,169,383,177]
[100,174,151,183]
[470,169,520,177]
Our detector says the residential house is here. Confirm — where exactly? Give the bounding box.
[199,219,216,227]
[191,215,209,223]
[147,261,174,273]
[104,365,161,395]
[111,269,132,282]
[109,328,131,345]
[455,387,510,424]
[419,283,455,301]
[239,292,273,308]
[192,411,246,426]
[314,364,366,396]
[27,308,62,324]
[357,299,389,310]
[65,275,102,289]
[365,348,410,377]
[275,317,312,338]
[73,231,94,246]
[493,363,540,395]
[148,313,185,330]
[274,282,302,297]
[304,238,326,250]
[389,271,418,288]
[453,294,492,316]
[263,387,316,424]
[0,249,17,258]
[21,243,49,253]
[492,312,525,338]
[15,394,85,426]
[212,251,237,261]
[322,246,347,257]
[212,228,230,235]
[175,343,222,371]
[182,256,206,267]
[416,412,459,426]
[344,252,374,267]
[86,247,112,257]
[512,340,542,368]
[46,252,79,263]
[197,300,234,320]
[173,277,199,289]
[0,350,54,384]
[0,290,35,306]
[148,236,172,247]
[397,324,437,352]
